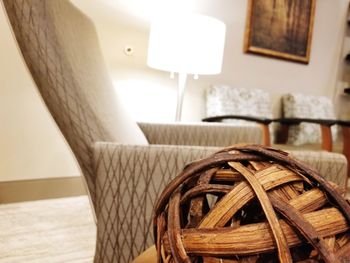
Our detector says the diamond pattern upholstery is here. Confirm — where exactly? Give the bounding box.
[289,151,347,186]
[1,0,148,206]
[138,122,263,146]
[2,0,348,263]
[94,143,218,262]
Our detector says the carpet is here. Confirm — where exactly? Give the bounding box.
[0,196,96,263]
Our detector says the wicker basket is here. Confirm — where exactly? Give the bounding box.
[153,144,350,263]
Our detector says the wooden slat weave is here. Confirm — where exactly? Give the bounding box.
[154,144,350,262]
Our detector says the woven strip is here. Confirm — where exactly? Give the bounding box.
[154,144,350,262]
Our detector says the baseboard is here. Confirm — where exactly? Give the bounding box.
[0,176,87,203]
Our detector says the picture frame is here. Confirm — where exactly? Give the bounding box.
[244,0,316,64]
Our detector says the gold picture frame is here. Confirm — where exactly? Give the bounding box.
[244,0,316,64]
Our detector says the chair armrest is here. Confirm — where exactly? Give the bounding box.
[92,143,348,262]
[289,150,348,187]
[138,122,263,147]
[273,118,337,151]
[201,115,272,146]
[337,120,350,127]
[273,118,337,126]
[202,114,272,124]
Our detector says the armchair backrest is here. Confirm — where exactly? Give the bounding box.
[206,85,273,122]
[2,0,148,203]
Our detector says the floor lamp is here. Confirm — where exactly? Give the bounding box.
[147,13,226,121]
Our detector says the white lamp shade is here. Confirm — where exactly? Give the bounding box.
[147,13,226,75]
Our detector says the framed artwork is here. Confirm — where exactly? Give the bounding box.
[244,0,316,64]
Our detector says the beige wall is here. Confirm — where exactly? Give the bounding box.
[0,5,80,182]
[75,0,349,121]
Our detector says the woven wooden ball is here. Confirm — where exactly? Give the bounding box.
[153,144,350,263]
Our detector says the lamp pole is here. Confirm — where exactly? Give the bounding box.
[175,72,187,121]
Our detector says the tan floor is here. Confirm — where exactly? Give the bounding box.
[0,196,96,263]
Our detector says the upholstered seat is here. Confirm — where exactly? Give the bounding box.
[2,1,347,262]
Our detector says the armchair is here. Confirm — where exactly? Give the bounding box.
[205,85,274,146]
[280,93,338,151]
[3,1,347,262]
[204,86,339,152]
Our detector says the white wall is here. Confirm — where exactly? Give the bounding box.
[0,5,80,182]
[75,0,349,121]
